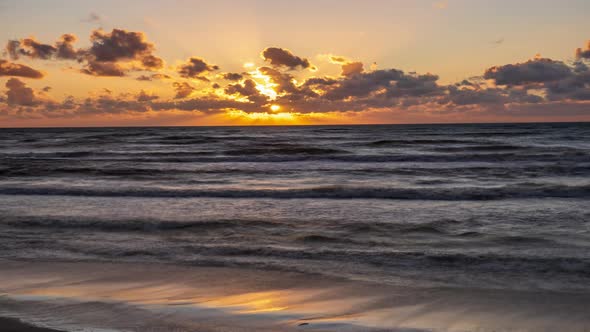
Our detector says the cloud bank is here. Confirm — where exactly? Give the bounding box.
[1,29,590,125]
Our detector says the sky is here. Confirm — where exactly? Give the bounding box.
[1,0,590,127]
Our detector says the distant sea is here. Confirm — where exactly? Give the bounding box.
[1,123,590,331]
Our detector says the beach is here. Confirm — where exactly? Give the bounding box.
[2,0,590,328]
[1,123,590,331]
[2,260,590,332]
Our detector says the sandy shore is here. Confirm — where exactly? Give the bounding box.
[1,259,590,332]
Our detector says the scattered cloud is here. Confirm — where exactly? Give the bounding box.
[225,79,268,103]
[83,29,165,75]
[137,73,172,81]
[172,81,196,99]
[56,34,79,60]
[262,47,312,70]
[222,72,244,81]
[82,12,103,24]
[6,34,80,61]
[329,55,365,77]
[178,57,219,79]
[484,58,572,85]
[6,29,165,77]
[0,59,44,79]
[2,30,590,124]
[137,90,159,102]
[5,78,38,106]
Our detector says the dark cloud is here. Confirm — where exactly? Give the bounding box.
[137,90,159,102]
[225,79,268,103]
[152,97,264,114]
[3,37,590,122]
[269,65,539,114]
[261,47,311,70]
[303,77,338,87]
[178,57,219,78]
[78,29,164,76]
[1,93,266,119]
[545,68,590,101]
[6,29,164,77]
[0,59,44,79]
[55,34,79,60]
[5,78,37,106]
[481,53,590,102]
[141,55,164,70]
[446,85,542,106]
[173,82,195,99]
[256,68,442,112]
[136,73,172,81]
[19,38,56,59]
[9,29,163,77]
[386,73,442,98]
[89,29,153,62]
[77,95,150,115]
[322,69,404,100]
[225,79,258,96]
[5,38,56,60]
[484,58,572,85]
[222,72,244,81]
[5,35,79,61]
[502,101,590,118]
[81,61,125,77]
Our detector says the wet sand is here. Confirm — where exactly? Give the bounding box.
[1,259,590,332]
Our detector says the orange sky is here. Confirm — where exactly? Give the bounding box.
[1,0,590,127]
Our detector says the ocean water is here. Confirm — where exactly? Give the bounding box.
[1,122,590,294]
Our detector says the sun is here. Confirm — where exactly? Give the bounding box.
[270,105,281,112]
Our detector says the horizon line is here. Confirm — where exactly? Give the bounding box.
[1,120,589,130]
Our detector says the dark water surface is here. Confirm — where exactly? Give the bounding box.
[1,123,590,292]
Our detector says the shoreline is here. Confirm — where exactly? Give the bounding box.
[2,260,590,332]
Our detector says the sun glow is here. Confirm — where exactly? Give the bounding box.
[226,110,298,123]
[223,109,338,125]
[255,83,278,99]
[249,68,279,99]
[270,104,281,112]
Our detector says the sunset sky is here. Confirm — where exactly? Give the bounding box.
[1,0,590,126]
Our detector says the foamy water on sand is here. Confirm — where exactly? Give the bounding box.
[1,123,590,331]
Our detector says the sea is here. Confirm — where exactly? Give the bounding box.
[1,123,590,331]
